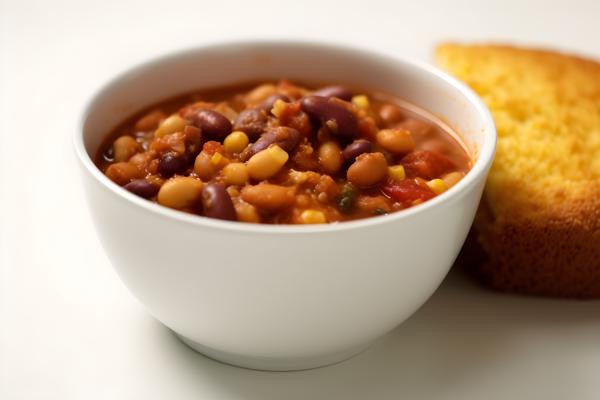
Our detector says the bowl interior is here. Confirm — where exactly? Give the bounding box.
[81,42,491,163]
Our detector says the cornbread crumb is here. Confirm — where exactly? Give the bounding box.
[437,44,600,298]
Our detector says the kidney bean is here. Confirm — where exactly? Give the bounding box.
[123,179,159,199]
[245,83,278,104]
[312,85,353,101]
[202,183,237,221]
[158,152,188,177]
[347,152,388,188]
[154,115,186,138]
[112,136,140,162]
[378,104,404,125]
[318,141,343,174]
[376,128,415,155]
[158,176,203,209]
[222,162,249,185]
[193,152,218,180]
[183,125,203,158]
[105,162,143,185]
[188,109,232,139]
[235,202,261,223]
[233,109,268,140]
[260,94,290,113]
[241,183,295,211]
[342,139,372,162]
[134,110,166,132]
[249,127,301,156]
[183,148,199,166]
[247,145,289,181]
[272,127,301,153]
[397,118,432,137]
[129,152,152,171]
[249,131,275,156]
[300,96,358,139]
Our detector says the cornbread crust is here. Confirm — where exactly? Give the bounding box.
[437,44,600,298]
[475,191,600,297]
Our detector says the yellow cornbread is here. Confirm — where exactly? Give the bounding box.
[437,44,600,297]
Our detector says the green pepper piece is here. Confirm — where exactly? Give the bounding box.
[338,183,357,214]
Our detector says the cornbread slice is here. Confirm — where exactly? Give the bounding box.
[436,44,600,298]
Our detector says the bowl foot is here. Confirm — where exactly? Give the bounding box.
[174,333,372,371]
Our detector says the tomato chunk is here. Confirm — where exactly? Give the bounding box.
[276,101,313,137]
[401,150,454,180]
[382,178,435,206]
[202,141,222,155]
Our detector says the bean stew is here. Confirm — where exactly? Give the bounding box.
[97,81,471,224]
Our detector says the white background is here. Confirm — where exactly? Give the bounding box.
[2,0,600,398]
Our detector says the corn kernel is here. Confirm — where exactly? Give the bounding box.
[388,165,406,181]
[222,162,249,185]
[442,171,464,188]
[211,152,224,166]
[352,95,370,109]
[271,99,287,119]
[426,178,447,195]
[299,209,327,224]
[223,131,249,154]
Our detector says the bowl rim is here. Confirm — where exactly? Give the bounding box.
[74,38,496,235]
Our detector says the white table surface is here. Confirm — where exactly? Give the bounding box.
[2,0,600,398]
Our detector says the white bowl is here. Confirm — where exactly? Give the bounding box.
[74,40,496,371]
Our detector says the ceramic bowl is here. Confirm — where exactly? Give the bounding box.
[75,40,496,371]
